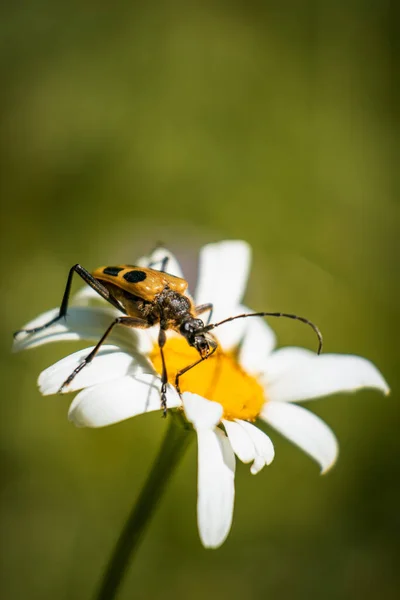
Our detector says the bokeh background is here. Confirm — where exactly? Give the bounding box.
[1,1,399,599]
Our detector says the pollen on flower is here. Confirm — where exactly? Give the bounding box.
[149,338,265,421]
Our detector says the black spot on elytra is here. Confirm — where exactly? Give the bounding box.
[123,270,147,283]
[103,266,124,276]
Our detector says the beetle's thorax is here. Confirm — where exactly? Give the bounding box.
[156,288,193,325]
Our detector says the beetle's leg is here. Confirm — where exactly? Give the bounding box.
[148,254,169,273]
[175,338,218,396]
[160,256,169,273]
[157,328,169,417]
[194,302,214,325]
[59,316,150,392]
[14,264,126,339]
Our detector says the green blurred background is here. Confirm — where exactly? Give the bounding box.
[1,1,399,599]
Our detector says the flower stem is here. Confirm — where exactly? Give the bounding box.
[94,412,193,600]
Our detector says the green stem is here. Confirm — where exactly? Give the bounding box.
[94,413,193,600]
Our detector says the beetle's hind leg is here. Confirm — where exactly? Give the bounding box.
[148,253,170,273]
[14,264,125,339]
[58,316,150,392]
[195,302,214,325]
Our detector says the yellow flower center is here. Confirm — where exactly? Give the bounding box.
[149,337,265,421]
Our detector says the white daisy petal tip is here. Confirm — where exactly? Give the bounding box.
[261,402,339,474]
[39,375,72,396]
[374,373,390,397]
[340,355,390,397]
[195,240,252,322]
[265,349,390,404]
[12,308,61,352]
[238,420,275,472]
[222,419,274,475]
[250,457,267,475]
[12,332,29,353]
[319,448,339,475]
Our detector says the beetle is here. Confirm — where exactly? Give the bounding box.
[14,256,323,416]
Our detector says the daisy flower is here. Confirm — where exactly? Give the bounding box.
[13,241,389,548]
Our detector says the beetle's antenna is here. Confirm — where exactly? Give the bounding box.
[201,312,323,355]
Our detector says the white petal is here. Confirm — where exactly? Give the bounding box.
[222,419,275,475]
[68,374,181,427]
[264,348,390,403]
[224,420,274,474]
[261,402,338,473]
[72,285,109,306]
[182,392,223,430]
[195,240,251,314]
[222,419,256,463]
[38,345,154,395]
[196,427,235,548]
[210,304,252,351]
[12,307,149,354]
[238,316,276,375]
[261,347,314,384]
[137,247,184,279]
[237,420,275,473]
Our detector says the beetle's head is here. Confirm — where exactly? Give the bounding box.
[179,318,213,358]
